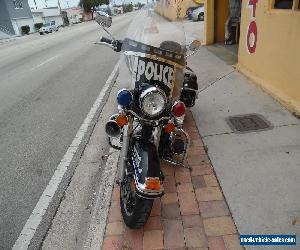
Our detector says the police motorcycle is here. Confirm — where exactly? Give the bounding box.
[95,6,200,228]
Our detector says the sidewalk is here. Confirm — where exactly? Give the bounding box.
[0,35,17,44]
[189,47,300,249]
[102,110,243,250]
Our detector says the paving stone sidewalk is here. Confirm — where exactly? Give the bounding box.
[102,110,244,250]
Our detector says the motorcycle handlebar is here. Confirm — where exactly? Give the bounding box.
[100,36,113,44]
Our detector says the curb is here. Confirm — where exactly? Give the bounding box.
[83,148,120,250]
[83,62,124,250]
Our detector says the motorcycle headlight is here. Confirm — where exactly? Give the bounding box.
[140,87,167,117]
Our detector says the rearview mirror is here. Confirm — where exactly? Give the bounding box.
[188,40,201,51]
[95,11,112,28]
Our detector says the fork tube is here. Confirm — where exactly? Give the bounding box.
[119,116,133,182]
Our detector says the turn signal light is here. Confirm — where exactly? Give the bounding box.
[145,177,161,190]
[164,123,175,133]
[172,101,186,117]
[116,114,128,127]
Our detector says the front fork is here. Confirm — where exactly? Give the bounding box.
[118,116,134,183]
[114,115,189,196]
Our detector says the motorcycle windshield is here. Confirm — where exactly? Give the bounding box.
[121,5,186,97]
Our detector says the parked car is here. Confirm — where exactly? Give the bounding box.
[192,7,205,21]
[96,11,112,24]
[186,6,199,20]
[39,23,58,35]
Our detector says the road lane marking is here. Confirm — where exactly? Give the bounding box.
[31,54,61,70]
[13,59,121,250]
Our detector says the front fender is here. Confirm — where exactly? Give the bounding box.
[130,138,164,198]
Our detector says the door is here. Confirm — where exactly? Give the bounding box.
[214,0,229,43]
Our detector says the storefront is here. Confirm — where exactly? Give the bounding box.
[204,0,300,115]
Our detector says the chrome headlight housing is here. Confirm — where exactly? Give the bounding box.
[140,87,167,117]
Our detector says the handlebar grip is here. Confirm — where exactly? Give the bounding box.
[100,36,112,44]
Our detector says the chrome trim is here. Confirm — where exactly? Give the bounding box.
[174,116,185,126]
[135,181,164,197]
[129,168,164,198]
[119,116,134,182]
[139,87,167,118]
[127,110,170,124]
[175,128,190,163]
[162,128,190,168]
[94,41,115,50]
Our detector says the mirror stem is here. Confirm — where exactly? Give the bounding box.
[101,25,115,40]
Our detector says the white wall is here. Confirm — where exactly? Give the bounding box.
[0,30,11,39]
[44,16,63,26]
[68,14,82,24]
[13,17,35,35]
[32,13,44,24]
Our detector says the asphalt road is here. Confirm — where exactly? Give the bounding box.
[0,14,134,249]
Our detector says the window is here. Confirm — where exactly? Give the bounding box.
[13,0,23,9]
[274,0,293,9]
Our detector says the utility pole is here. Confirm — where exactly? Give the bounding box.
[45,0,48,8]
[58,0,62,13]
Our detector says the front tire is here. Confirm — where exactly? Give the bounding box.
[199,13,204,21]
[120,175,153,229]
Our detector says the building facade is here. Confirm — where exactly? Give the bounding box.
[0,0,34,36]
[204,0,300,115]
[156,0,299,114]
[63,7,84,24]
[237,0,300,115]
[31,7,64,27]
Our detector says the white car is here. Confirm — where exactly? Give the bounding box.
[192,7,205,21]
[97,11,112,21]
[39,23,58,35]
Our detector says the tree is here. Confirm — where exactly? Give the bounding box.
[123,3,133,13]
[135,2,145,9]
[79,0,109,19]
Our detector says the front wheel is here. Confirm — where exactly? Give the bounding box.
[120,174,153,229]
[199,13,204,21]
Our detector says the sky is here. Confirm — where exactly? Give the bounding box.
[28,0,148,9]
